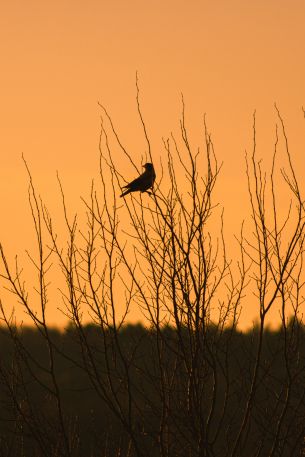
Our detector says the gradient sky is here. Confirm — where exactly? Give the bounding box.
[0,0,305,328]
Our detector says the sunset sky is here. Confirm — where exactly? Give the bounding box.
[0,0,305,328]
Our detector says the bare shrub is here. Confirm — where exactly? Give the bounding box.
[0,94,304,457]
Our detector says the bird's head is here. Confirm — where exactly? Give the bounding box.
[143,163,154,171]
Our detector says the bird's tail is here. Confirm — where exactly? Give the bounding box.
[120,188,131,198]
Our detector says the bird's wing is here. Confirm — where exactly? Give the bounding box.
[123,172,147,190]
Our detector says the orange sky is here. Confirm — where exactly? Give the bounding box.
[0,0,305,328]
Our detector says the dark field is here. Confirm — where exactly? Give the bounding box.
[0,322,304,457]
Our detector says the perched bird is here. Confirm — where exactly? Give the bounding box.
[120,163,156,198]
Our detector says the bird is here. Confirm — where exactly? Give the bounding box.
[120,163,156,198]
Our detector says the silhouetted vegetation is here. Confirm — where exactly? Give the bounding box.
[0,322,304,456]
[0,95,305,455]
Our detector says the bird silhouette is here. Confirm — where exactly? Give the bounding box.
[120,163,156,197]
